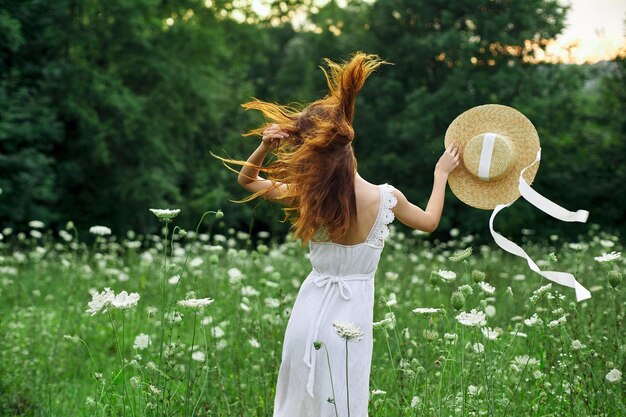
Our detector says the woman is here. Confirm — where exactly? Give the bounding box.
[213,51,459,416]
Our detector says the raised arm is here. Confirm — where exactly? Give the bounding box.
[237,124,292,205]
[391,142,460,233]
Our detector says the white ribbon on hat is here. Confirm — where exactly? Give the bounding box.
[487,147,591,302]
[478,132,497,180]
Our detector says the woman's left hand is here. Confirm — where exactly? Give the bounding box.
[261,123,289,150]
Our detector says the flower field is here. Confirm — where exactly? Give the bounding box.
[0,211,623,416]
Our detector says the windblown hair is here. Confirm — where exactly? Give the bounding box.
[213,51,388,247]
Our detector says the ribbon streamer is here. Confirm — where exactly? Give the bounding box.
[488,147,591,302]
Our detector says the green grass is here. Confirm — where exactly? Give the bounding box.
[0,214,623,416]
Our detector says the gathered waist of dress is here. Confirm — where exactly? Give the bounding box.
[302,267,376,397]
[309,268,376,280]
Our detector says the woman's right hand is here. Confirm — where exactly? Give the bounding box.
[435,142,460,175]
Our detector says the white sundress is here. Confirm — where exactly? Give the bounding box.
[273,183,398,417]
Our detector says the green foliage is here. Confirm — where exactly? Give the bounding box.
[0,0,624,241]
[0,222,623,415]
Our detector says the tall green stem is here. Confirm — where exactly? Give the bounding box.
[184,311,198,416]
[345,339,351,417]
[319,341,339,417]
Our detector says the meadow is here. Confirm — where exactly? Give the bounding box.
[0,209,623,416]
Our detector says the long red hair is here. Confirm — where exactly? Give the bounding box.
[212,51,388,247]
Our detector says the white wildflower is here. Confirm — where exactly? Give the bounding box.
[89,226,112,236]
[473,342,484,353]
[448,247,473,262]
[435,269,457,281]
[571,339,586,350]
[211,326,225,338]
[189,257,203,268]
[29,220,45,229]
[385,271,399,281]
[241,286,259,297]
[111,291,140,310]
[149,209,181,221]
[444,333,458,343]
[423,329,438,340]
[468,385,480,396]
[86,287,115,316]
[264,297,280,308]
[177,298,214,310]
[456,309,487,327]
[481,327,499,340]
[412,307,442,314]
[371,389,386,396]
[600,239,614,248]
[130,376,141,389]
[249,338,260,348]
[605,369,621,383]
[373,312,396,329]
[524,313,542,327]
[133,333,151,350]
[385,292,397,306]
[191,351,205,362]
[532,283,552,296]
[228,267,243,284]
[594,251,621,263]
[512,355,540,368]
[479,282,495,294]
[332,321,364,342]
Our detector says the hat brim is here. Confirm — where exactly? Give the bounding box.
[445,104,540,210]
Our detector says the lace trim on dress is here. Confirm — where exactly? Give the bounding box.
[309,183,397,247]
[366,183,398,247]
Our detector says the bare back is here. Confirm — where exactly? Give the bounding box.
[330,179,382,245]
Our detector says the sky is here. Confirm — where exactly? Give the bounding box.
[548,0,626,63]
[248,0,626,63]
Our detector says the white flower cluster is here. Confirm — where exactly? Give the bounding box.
[479,282,496,294]
[149,208,181,221]
[177,298,214,310]
[473,342,484,353]
[133,333,151,350]
[593,251,621,263]
[605,368,621,383]
[448,247,473,262]
[524,313,543,327]
[481,327,500,340]
[530,283,552,302]
[456,309,487,327]
[411,307,442,314]
[373,312,395,329]
[435,269,457,281]
[89,226,112,236]
[86,287,140,315]
[547,315,567,328]
[332,321,364,342]
[510,355,540,372]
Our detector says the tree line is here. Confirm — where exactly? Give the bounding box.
[1,0,624,242]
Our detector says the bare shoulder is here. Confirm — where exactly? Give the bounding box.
[389,186,409,208]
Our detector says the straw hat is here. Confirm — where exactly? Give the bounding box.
[444,104,541,210]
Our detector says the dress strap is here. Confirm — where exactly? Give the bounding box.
[365,183,398,247]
